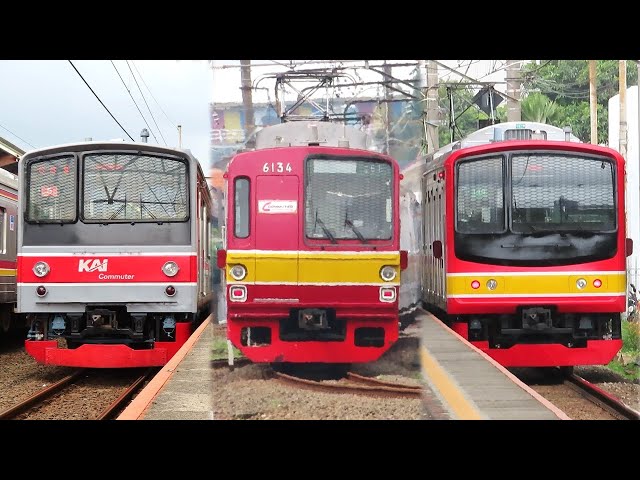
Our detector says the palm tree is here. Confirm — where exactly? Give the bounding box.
[521,92,559,124]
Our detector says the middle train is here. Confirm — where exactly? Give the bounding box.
[218,121,407,364]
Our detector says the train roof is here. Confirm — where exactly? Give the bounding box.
[20,141,200,162]
[452,121,580,147]
[253,120,372,150]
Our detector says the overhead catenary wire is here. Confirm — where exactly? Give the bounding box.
[131,61,177,128]
[111,61,159,144]
[126,61,167,146]
[0,122,36,149]
[68,60,134,141]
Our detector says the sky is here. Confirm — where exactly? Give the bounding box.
[0,60,514,171]
[0,60,212,167]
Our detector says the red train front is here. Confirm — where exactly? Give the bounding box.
[17,141,213,368]
[218,124,405,363]
[410,122,631,368]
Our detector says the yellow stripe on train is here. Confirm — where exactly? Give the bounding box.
[225,251,400,284]
[0,269,16,276]
[446,272,626,296]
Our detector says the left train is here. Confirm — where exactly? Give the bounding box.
[18,141,213,368]
[0,167,23,335]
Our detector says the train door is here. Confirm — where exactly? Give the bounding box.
[422,171,446,309]
[435,175,446,308]
[254,175,299,284]
[200,201,210,300]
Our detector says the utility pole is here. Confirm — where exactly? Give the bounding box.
[620,60,627,159]
[425,60,439,153]
[240,60,256,148]
[178,125,182,148]
[589,60,598,144]
[383,61,393,155]
[506,60,522,122]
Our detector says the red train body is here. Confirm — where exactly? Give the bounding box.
[218,123,405,364]
[402,122,630,367]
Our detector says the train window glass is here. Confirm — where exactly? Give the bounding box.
[82,153,189,223]
[456,155,505,234]
[305,157,393,241]
[234,177,250,238]
[206,208,211,258]
[511,153,616,232]
[26,155,77,223]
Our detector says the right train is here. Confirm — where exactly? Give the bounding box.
[401,121,632,367]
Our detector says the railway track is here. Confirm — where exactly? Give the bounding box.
[515,367,639,420]
[0,368,156,420]
[271,369,422,399]
[564,373,639,421]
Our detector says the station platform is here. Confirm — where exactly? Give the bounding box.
[117,317,213,420]
[418,310,570,420]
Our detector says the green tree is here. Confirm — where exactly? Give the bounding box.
[522,60,638,144]
[521,92,560,124]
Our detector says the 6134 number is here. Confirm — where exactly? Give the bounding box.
[262,162,292,173]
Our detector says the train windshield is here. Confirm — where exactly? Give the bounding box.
[305,157,393,241]
[26,155,77,223]
[456,155,505,234]
[510,153,615,232]
[82,153,189,223]
[455,150,618,266]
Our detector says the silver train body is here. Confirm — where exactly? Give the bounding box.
[17,141,214,366]
[0,168,18,333]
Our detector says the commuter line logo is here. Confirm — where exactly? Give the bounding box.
[258,200,297,214]
[78,259,109,273]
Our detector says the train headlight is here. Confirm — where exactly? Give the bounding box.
[576,278,587,289]
[230,264,247,281]
[380,266,396,282]
[162,261,180,277]
[33,261,50,278]
[486,279,498,290]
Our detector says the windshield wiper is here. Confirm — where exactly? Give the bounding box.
[344,210,367,244]
[314,210,337,244]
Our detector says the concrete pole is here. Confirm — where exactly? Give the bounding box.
[240,60,255,147]
[620,60,627,159]
[383,62,393,155]
[506,60,522,122]
[426,60,440,153]
[589,60,598,144]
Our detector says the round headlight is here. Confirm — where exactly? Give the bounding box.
[33,261,50,278]
[576,278,587,290]
[486,279,498,290]
[162,261,180,277]
[230,264,247,281]
[380,266,396,282]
